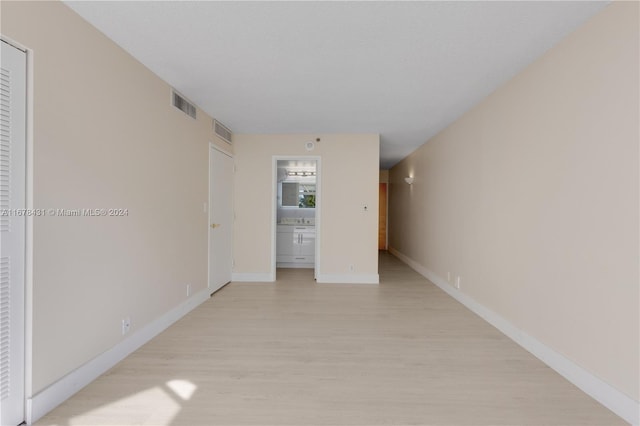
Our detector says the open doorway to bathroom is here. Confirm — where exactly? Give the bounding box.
[274,158,319,280]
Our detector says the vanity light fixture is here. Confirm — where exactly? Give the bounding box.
[404,176,414,185]
[287,171,316,177]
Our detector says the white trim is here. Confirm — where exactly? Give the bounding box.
[27,289,210,425]
[388,246,639,426]
[0,37,27,53]
[316,273,379,284]
[25,39,34,421]
[271,155,321,282]
[209,142,233,158]
[271,158,277,281]
[231,272,274,282]
[314,158,321,280]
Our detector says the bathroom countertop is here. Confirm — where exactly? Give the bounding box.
[278,218,315,225]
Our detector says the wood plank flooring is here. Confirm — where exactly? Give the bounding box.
[36,252,624,425]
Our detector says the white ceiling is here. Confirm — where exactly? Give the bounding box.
[65,1,608,169]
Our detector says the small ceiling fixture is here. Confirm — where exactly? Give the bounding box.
[404,176,414,185]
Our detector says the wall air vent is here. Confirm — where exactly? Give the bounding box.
[213,119,232,144]
[172,90,196,119]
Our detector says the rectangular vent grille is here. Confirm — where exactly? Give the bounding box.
[213,119,232,144]
[172,90,196,119]
[0,257,10,400]
[0,67,11,233]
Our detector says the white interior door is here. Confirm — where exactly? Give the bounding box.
[0,40,26,426]
[208,146,233,293]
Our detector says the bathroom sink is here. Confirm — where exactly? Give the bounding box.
[279,218,314,225]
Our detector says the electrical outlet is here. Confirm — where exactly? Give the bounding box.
[348,264,355,272]
[186,283,191,297]
[456,276,461,289]
[122,317,131,335]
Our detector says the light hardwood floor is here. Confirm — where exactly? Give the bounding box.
[37,253,624,425]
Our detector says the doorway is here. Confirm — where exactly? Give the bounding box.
[0,39,27,426]
[272,157,320,280]
[378,183,387,250]
[208,145,233,293]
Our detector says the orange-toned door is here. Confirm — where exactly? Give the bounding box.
[378,183,387,250]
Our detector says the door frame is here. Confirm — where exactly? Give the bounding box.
[207,143,234,293]
[378,182,388,250]
[271,156,321,281]
[1,35,33,425]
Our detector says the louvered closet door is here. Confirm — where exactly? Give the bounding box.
[0,40,26,426]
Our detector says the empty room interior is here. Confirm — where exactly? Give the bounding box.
[0,1,638,425]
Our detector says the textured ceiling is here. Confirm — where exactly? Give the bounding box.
[65,1,608,168]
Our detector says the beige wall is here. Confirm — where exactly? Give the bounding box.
[2,1,231,394]
[233,134,379,282]
[390,2,638,401]
[379,170,389,183]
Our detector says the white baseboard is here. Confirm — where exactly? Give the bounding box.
[316,273,379,284]
[231,272,274,282]
[389,246,639,426]
[27,288,210,425]
[232,272,379,284]
[276,262,314,269]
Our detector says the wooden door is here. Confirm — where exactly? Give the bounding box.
[378,183,387,250]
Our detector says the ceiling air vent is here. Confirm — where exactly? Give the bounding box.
[172,90,196,119]
[213,119,232,144]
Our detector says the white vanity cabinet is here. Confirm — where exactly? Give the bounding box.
[277,225,315,267]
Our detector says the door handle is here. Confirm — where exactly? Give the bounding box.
[211,223,221,229]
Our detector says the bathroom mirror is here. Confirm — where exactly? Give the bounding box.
[281,182,316,208]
